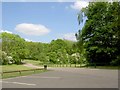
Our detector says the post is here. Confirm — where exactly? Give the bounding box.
[75,62,76,67]
[86,63,88,68]
[44,65,47,70]
[94,63,96,68]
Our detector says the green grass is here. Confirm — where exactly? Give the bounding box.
[1,64,47,79]
[2,64,33,72]
[2,69,47,79]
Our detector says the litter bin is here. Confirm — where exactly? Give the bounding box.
[44,65,47,70]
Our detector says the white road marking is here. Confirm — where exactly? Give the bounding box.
[39,77,61,79]
[26,76,61,79]
[2,76,28,80]
[1,81,36,86]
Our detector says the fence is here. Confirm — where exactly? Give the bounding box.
[46,63,119,69]
[47,63,85,68]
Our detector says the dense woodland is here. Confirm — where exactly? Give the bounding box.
[0,32,80,65]
[0,2,120,66]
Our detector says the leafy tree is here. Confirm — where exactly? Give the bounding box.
[1,32,26,64]
[76,2,120,66]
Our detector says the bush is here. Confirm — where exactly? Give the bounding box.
[2,51,8,65]
[110,56,120,66]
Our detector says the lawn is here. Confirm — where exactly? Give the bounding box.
[1,64,47,79]
[2,64,33,72]
[2,69,46,79]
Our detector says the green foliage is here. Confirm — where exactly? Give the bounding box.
[1,32,80,65]
[0,50,13,65]
[1,51,9,65]
[2,32,26,64]
[76,2,120,66]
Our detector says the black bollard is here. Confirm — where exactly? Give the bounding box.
[44,65,47,70]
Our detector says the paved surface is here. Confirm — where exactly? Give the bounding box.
[2,67,118,88]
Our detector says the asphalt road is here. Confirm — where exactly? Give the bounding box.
[2,67,118,88]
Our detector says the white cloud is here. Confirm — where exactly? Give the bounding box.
[25,38,33,42]
[71,1,89,10]
[15,23,50,36]
[57,0,64,2]
[63,33,77,41]
[0,29,13,34]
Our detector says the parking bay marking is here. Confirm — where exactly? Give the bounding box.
[1,81,36,86]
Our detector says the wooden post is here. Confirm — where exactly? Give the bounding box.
[94,63,96,68]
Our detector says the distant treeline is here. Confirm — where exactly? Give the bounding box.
[1,32,81,65]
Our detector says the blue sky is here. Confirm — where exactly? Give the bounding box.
[2,1,88,43]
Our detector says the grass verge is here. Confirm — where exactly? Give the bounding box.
[1,64,48,79]
[2,64,33,72]
[2,69,47,79]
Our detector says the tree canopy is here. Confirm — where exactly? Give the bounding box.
[76,2,120,66]
[1,32,79,65]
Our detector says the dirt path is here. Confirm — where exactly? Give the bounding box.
[23,63,43,69]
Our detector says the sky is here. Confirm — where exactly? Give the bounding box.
[1,1,88,43]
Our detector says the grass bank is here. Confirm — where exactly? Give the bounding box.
[2,64,33,72]
[1,64,47,79]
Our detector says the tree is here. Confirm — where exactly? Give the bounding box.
[1,32,26,64]
[76,2,120,65]
[1,50,8,65]
[1,32,79,65]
